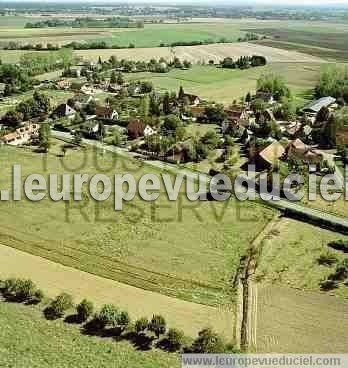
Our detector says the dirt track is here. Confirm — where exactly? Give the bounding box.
[76,42,325,63]
[0,244,234,339]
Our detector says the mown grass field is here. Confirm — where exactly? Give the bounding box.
[0,141,274,306]
[256,283,348,353]
[0,302,180,368]
[255,219,348,299]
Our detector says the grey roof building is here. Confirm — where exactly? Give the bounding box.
[302,96,336,113]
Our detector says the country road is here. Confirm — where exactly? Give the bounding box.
[53,130,348,233]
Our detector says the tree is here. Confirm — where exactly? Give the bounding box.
[221,57,235,69]
[316,106,330,124]
[134,317,148,334]
[200,130,220,149]
[140,81,153,93]
[162,92,171,115]
[167,328,185,352]
[192,328,225,353]
[85,100,97,115]
[256,74,291,101]
[46,293,74,319]
[77,299,94,322]
[322,114,337,148]
[38,122,51,152]
[183,60,191,69]
[175,126,186,142]
[162,114,181,134]
[116,311,130,332]
[140,95,149,117]
[95,304,119,329]
[178,86,185,101]
[116,72,124,85]
[2,278,37,303]
[149,93,160,116]
[148,315,166,338]
[2,110,24,128]
[245,92,252,103]
[250,98,266,114]
[110,70,117,84]
[204,104,227,124]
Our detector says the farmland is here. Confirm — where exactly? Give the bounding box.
[0,244,234,339]
[255,219,348,299]
[0,302,180,368]
[124,63,322,105]
[256,284,348,353]
[251,219,348,353]
[0,142,274,307]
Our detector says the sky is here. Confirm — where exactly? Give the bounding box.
[5,0,348,6]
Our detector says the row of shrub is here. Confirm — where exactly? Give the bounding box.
[0,277,235,354]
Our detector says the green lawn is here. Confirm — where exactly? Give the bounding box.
[0,302,180,368]
[0,141,274,306]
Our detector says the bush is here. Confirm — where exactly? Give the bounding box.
[134,317,148,334]
[148,315,166,338]
[45,293,74,319]
[95,304,119,328]
[192,328,225,353]
[76,299,94,322]
[2,278,37,302]
[167,328,185,352]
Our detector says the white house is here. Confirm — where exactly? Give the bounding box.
[1,122,39,146]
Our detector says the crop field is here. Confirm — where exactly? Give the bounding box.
[255,219,348,299]
[75,42,324,64]
[0,302,180,368]
[126,63,322,105]
[256,284,348,353]
[0,17,346,62]
[0,142,274,307]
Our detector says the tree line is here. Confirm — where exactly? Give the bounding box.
[0,277,237,354]
[25,17,144,29]
[221,55,267,69]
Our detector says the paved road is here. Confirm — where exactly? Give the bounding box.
[53,131,348,233]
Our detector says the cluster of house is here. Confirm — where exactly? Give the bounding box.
[223,95,339,171]
[0,122,39,146]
